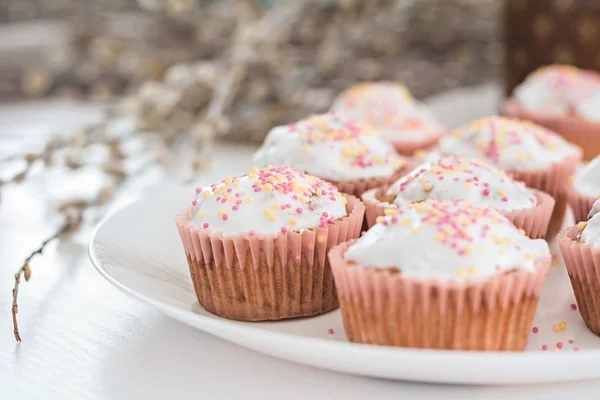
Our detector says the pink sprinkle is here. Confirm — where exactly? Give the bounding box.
[453,177,460,181]
[236,200,242,205]
[482,188,490,196]
[216,197,221,201]
[235,192,241,197]
[281,227,288,233]
[232,205,239,211]
[296,207,303,214]
[542,344,548,351]
[501,196,508,202]
[192,200,198,206]
[254,188,261,192]
[328,218,335,224]
[557,342,563,349]
[195,188,201,194]
[309,205,315,211]
[248,230,255,236]
[571,303,577,310]
[438,176,444,180]
[574,347,580,352]
[322,212,329,217]
[569,339,574,344]
[532,326,539,333]
[203,223,209,229]
[391,216,398,223]
[327,328,334,335]
[221,198,227,203]
[222,215,228,221]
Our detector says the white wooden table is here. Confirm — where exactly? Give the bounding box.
[3,90,600,399]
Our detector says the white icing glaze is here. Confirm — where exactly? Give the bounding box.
[573,155,600,198]
[439,116,580,171]
[253,113,405,181]
[330,82,443,143]
[581,200,600,248]
[576,91,600,122]
[386,157,536,211]
[514,65,600,118]
[190,166,347,236]
[344,199,550,280]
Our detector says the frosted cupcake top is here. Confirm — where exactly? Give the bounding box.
[514,65,600,119]
[385,157,536,211]
[189,166,347,236]
[330,82,443,142]
[253,113,405,181]
[439,116,580,171]
[344,199,550,280]
[573,155,600,198]
[579,200,600,248]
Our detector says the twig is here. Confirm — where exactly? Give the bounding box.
[12,216,79,342]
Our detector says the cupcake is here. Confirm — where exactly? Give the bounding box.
[361,156,555,238]
[504,65,600,161]
[253,113,407,197]
[329,199,551,350]
[439,116,582,238]
[569,155,600,223]
[558,200,600,336]
[330,82,445,156]
[175,166,365,321]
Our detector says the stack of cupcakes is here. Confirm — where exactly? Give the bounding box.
[439,116,582,237]
[330,82,446,156]
[253,113,407,197]
[504,65,600,161]
[361,156,555,238]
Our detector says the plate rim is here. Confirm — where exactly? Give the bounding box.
[88,189,600,385]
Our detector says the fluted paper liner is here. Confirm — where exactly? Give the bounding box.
[361,186,555,239]
[176,194,365,321]
[568,187,597,224]
[504,99,600,161]
[558,226,600,337]
[389,133,443,157]
[329,240,550,350]
[328,167,408,198]
[508,152,581,238]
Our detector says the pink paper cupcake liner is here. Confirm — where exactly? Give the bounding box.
[504,99,600,161]
[389,132,444,157]
[176,194,365,321]
[558,226,600,337]
[568,187,597,224]
[328,167,408,198]
[361,186,555,239]
[508,152,582,238]
[329,240,550,350]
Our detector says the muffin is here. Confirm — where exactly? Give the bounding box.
[439,116,582,238]
[504,65,600,161]
[175,166,365,321]
[329,199,551,350]
[361,156,555,238]
[330,82,445,156]
[569,155,600,223]
[558,200,600,336]
[253,113,407,197]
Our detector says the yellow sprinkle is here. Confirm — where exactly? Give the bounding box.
[464,183,472,189]
[597,194,600,199]
[553,324,560,332]
[463,247,473,256]
[412,227,420,234]
[435,233,445,242]
[246,197,254,204]
[202,191,210,199]
[423,182,433,192]
[559,321,567,330]
[417,177,426,184]
[401,218,410,225]
[384,209,397,216]
[268,215,277,222]
[518,229,526,235]
[454,267,465,277]
[317,235,326,244]
[251,166,259,174]
[341,196,347,205]
[264,183,273,192]
[467,266,477,275]
[264,208,272,215]
[289,217,298,226]
[499,189,506,196]
[524,253,534,261]
[376,216,385,224]
[578,221,587,231]
[229,197,236,203]
[273,203,280,210]
[316,189,322,197]
[197,211,205,219]
[304,145,312,154]
[224,176,232,184]
[218,209,227,216]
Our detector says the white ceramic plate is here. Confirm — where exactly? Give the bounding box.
[89,186,600,385]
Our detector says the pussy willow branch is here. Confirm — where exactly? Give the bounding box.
[11,159,153,342]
